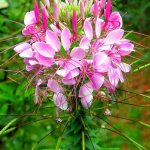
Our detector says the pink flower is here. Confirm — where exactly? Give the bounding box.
[93,52,110,73]
[14,42,34,58]
[13,0,135,110]
[47,79,68,110]
[33,42,55,67]
[53,93,68,110]
[35,79,42,104]
[104,12,123,31]
[51,28,86,85]
[78,82,93,108]
[47,79,62,93]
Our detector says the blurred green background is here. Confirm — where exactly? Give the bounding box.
[0,0,150,149]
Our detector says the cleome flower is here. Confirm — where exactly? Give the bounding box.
[13,0,134,110]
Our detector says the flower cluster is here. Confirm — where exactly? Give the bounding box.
[14,0,134,110]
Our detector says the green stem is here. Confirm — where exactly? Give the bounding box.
[82,131,85,150]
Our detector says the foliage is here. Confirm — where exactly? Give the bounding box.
[0,0,150,150]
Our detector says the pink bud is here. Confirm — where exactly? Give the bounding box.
[44,0,50,8]
[85,0,89,6]
[72,10,77,34]
[42,7,47,31]
[105,0,112,21]
[100,0,106,9]
[94,0,99,18]
[40,2,49,17]
[66,10,70,21]
[68,0,72,4]
[54,1,60,21]
[34,0,40,22]
[80,2,85,20]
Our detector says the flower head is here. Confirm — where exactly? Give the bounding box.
[13,0,134,110]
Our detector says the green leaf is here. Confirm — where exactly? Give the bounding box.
[122,133,147,150]
[138,121,150,129]
[133,63,150,72]
[0,118,17,136]
[0,127,16,136]
[55,137,62,150]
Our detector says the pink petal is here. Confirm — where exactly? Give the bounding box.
[118,41,134,56]
[95,18,102,38]
[89,73,104,90]
[26,65,34,71]
[24,11,37,26]
[53,93,68,110]
[46,30,60,52]
[47,79,62,93]
[84,19,93,40]
[79,36,90,50]
[118,63,131,72]
[105,29,124,44]
[35,53,54,67]
[78,82,93,98]
[57,60,81,77]
[65,68,79,79]
[109,12,123,29]
[62,78,76,85]
[56,61,80,77]
[64,60,81,71]
[81,95,93,109]
[14,42,31,53]
[28,60,39,65]
[35,79,42,104]
[50,24,61,35]
[56,69,67,77]
[104,80,116,93]
[19,48,33,58]
[61,28,72,51]
[108,67,119,87]
[33,42,55,58]
[116,68,124,83]
[22,27,30,35]
[93,52,110,72]
[70,47,85,60]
